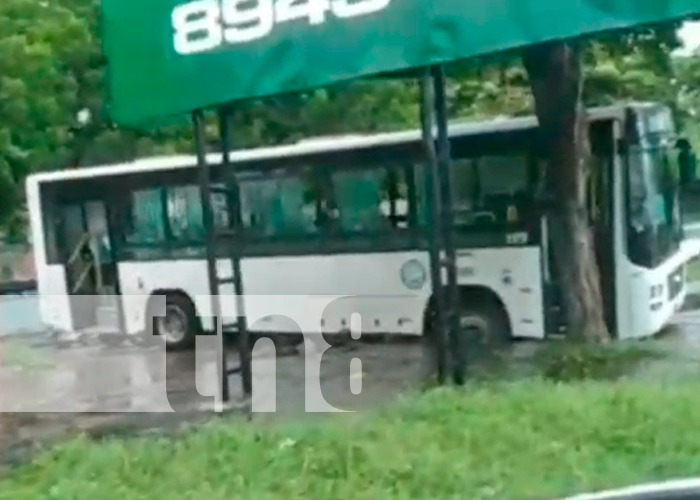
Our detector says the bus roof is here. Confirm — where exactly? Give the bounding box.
[28,102,660,184]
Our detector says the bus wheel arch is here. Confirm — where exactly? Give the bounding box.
[146,289,201,350]
[422,286,512,357]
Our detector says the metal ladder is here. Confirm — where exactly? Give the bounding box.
[187,67,463,400]
[420,66,463,385]
[194,109,252,402]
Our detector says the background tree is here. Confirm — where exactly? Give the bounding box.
[0,0,93,235]
[521,25,685,342]
[523,42,609,342]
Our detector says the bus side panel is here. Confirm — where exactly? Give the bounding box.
[116,248,544,339]
[118,260,213,334]
[118,254,430,336]
[26,177,73,332]
[239,248,544,338]
[38,265,73,332]
[240,252,429,335]
[455,246,545,339]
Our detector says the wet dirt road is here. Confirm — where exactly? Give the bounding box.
[0,334,426,414]
[2,308,700,463]
[0,332,429,457]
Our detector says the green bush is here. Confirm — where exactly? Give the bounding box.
[534,340,661,381]
[4,379,700,500]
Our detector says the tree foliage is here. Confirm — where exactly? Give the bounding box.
[0,0,698,238]
[0,0,93,226]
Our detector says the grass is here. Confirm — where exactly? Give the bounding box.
[4,375,700,500]
[532,339,662,382]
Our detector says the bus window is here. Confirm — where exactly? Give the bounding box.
[160,184,233,244]
[478,154,528,194]
[167,185,204,241]
[381,167,410,228]
[331,166,406,233]
[125,188,166,245]
[42,201,60,264]
[450,159,478,226]
[414,154,531,229]
[211,186,231,229]
[239,172,319,238]
[473,154,530,226]
[413,161,474,227]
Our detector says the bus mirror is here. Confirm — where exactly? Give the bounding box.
[676,138,697,191]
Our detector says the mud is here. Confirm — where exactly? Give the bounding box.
[1,307,700,472]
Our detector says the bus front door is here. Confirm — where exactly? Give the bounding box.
[590,153,616,335]
[58,201,120,332]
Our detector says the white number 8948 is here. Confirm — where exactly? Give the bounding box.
[172,0,392,55]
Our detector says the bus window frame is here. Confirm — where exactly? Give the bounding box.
[37,123,558,264]
[226,159,425,257]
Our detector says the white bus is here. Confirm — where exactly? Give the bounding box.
[26,102,699,350]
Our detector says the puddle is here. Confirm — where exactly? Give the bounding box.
[0,333,431,467]
[1,311,700,471]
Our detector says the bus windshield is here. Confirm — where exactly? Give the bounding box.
[626,109,682,268]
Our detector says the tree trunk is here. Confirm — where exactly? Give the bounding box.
[523,41,611,343]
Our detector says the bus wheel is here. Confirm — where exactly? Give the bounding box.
[151,294,197,351]
[419,293,510,381]
[457,294,510,363]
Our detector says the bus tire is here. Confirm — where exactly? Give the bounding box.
[420,290,510,380]
[457,291,511,363]
[149,293,198,351]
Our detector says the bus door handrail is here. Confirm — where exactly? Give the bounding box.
[71,262,94,294]
[67,231,92,267]
[67,231,99,294]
